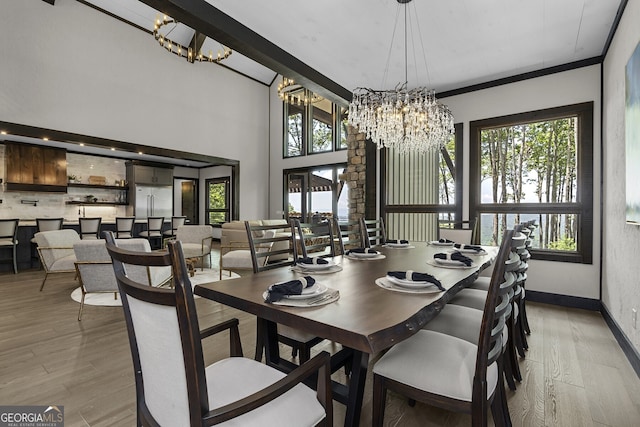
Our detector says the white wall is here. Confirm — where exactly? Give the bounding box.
[602,0,640,353]
[442,65,602,300]
[0,0,270,221]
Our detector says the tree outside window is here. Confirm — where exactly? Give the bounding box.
[206,178,230,225]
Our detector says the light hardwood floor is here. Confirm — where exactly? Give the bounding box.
[1,254,639,426]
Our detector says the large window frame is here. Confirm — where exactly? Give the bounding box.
[469,102,594,264]
[205,177,231,226]
[283,89,348,158]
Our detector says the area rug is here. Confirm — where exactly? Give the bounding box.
[70,269,240,307]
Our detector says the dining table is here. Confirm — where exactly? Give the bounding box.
[195,242,498,427]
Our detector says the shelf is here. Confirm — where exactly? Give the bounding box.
[67,183,128,190]
[65,201,128,206]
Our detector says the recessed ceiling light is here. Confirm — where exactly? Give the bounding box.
[138,151,143,155]
[0,131,7,135]
[43,137,49,141]
[79,143,85,146]
[111,147,116,151]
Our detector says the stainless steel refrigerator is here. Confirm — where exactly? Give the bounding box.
[132,185,173,219]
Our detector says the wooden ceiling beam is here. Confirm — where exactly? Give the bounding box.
[137,0,351,105]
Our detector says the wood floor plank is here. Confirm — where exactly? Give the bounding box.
[1,257,639,426]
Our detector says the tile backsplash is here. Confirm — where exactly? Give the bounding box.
[0,144,128,221]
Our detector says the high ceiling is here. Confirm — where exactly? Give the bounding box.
[83,0,624,101]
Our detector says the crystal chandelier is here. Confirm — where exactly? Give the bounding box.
[348,0,454,154]
[153,15,232,64]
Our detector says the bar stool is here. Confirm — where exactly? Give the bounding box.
[30,218,64,268]
[139,216,164,249]
[163,216,187,239]
[79,217,102,240]
[0,218,19,274]
[115,217,136,239]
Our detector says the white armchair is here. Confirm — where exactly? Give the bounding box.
[34,229,80,291]
[73,238,172,320]
[174,225,214,271]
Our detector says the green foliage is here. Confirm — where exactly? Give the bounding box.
[548,237,577,251]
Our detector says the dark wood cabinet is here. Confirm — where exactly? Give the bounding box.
[5,142,67,191]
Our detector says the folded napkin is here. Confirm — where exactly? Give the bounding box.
[265,276,316,303]
[453,243,484,253]
[297,257,329,265]
[433,251,473,266]
[346,248,379,255]
[438,238,454,243]
[387,271,444,290]
[386,239,409,244]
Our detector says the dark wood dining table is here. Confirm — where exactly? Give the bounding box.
[195,243,497,427]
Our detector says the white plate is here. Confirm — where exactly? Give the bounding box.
[385,242,410,248]
[296,260,334,270]
[345,253,386,261]
[427,259,476,269]
[348,251,380,258]
[386,275,436,289]
[275,283,328,300]
[428,240,454,246]
[375,278,443,294]
[293,264,343,274]
[455,248,487,255]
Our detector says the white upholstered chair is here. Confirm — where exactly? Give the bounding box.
[174,225,214,271]
[73,238,172,320]
[104,233,333,426]
[34,229,80,291]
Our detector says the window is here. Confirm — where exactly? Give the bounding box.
[283,88,347,157]
[284,164,348,222]
[205,177,230,225]
[469,102,593,263]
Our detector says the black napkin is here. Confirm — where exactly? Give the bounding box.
[438,238,454,243]
[347,248,379,255]
[265,276,316,303]
[386,239,409,244]
[387,271,444,290]
[453,243,483,253]
[297,257,329,265]
[433,251,473,266]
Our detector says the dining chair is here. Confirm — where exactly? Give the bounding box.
[103,232,333,427]
[438,216,478,244]
[162,216,187,239]
[372,229,515,427]
[115,216,135,239]
[245,220,325,363]
[361,217,386,248]
[138,216,165,249]
[335,219,366,255]
[78,217,102,240]
[0,218,20,274]
[293,219,336,259]
[174,225,214,271]
[30,217,64,268]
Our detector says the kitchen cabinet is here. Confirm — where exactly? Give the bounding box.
[126,163,173,185]
[5,142,67,191]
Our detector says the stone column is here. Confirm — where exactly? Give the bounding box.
[344,125,368,222]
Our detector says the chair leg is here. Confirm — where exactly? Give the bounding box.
[299,345,311,364]
[521,300,531,335]
[12,245,18,274]
[372,374,387,427]
[78,292,86,321]
[39,272,50,291]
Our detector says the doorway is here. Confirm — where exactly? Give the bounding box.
[173,178,198,224]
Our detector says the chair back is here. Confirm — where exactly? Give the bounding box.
[361,217,386,248]
[79,217,102,239]
[36,217,64,232]
[0,219,19,242]
[165,216,187,236]
[245,220,296,272]
[335,219,365,254]
[474,229,515,404]
[293,219,336,259]
[116,217,135,238]
[33,229,80,269]
[438,216,478,244]
[146,216,165,235]
[104,231,208,426]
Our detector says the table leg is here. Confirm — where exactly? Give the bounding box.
[344,350,369,427]
[254,319,265,361]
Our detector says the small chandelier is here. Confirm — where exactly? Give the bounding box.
[278,77,324,106]
[348,0,454,154]
[153,15,232,64]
